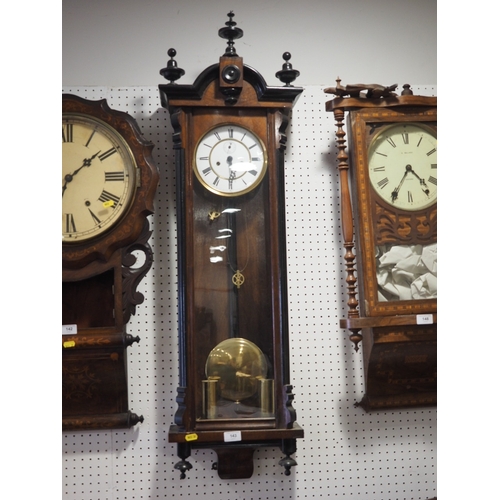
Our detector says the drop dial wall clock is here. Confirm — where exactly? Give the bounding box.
[159,12,303,479]
[325,81,437,411]
[62,94,159,430]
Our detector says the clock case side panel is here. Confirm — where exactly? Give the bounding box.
[347,107,437,318]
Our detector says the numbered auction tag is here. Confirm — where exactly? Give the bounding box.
[223,431,242,443]
[62,324,77,335]
[416,314,433,325]
[185,433,198,442]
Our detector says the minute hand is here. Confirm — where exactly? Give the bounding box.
[391,166,410,202]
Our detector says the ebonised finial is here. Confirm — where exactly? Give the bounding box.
[276,52,300,86]
[159,48,185,84]
[401,83,413,95]
[218,11,243,56]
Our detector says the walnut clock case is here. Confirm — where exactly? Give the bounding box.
[159,12,303,479]
[325,82,437,411]
[62,94,159,431]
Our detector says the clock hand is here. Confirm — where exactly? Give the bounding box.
[391,165,411,202]
[227,155,236,189]
[62,150,101,197]
[408,166,431,196]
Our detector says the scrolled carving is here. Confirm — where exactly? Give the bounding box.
[122,219,154,324]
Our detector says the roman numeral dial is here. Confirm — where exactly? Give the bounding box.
[368,123,437,211]
[194,124,267,196]
[62,113,137,242]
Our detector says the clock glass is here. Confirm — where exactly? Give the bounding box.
[62,113,137,243]
[191,122,275,423]
[368,123,437,211]
[194,124,267,196]
[367,122,437,303]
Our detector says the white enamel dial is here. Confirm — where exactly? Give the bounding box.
[194,124,267,196]
[368,123,437,211]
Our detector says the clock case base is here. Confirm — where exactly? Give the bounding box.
[62,219,154,431]
[169,423,303,479]
[356,324,437,411]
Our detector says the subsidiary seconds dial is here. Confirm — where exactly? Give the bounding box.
[194,124,267,196]
[368,123,437,211]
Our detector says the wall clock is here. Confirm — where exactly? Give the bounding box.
[159,12,303,479]
[325,81,437,411]
[62,94,159,430]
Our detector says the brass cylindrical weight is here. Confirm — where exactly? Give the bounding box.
[202,379,218,419]
[259,378,274,414]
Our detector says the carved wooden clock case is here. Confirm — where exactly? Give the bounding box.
[62,94,159,430]
[325,82,437,411]
[158,12,303,479]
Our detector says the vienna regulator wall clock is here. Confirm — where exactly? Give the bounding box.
[159,12,303,479]
[325,81,437,411]
[62,94,159,430]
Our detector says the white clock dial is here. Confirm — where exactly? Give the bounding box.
[368,123,437,211]
[194,124,267,196]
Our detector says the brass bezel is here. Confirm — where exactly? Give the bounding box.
[193,123,268,197]
[62,112,138,243]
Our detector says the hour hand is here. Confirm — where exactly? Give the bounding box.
[408,167,430,196]
[62,150,101,197]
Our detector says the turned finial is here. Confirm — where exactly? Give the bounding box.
[276,52,300,86]
[159,48,185,84]
[218,11,243,56]
[401,83,413,95]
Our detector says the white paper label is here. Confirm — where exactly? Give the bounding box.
[416,314,433,325]
[62,324,77,335]
[223,431,242,443]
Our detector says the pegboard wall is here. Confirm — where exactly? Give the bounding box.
[62,84,437,500]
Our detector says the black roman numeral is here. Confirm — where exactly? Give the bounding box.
[65,213,76,233]
[85,129,96,147]
[105,171,125,182]
[377,177,389,189]
[386,137,397,148]
[98,190,120,206]
[98,148,118,161]
[62,123,73,143]
[88,209,101,225]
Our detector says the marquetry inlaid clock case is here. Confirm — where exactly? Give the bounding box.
[325,81,437,411]
[62,94,159,430]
